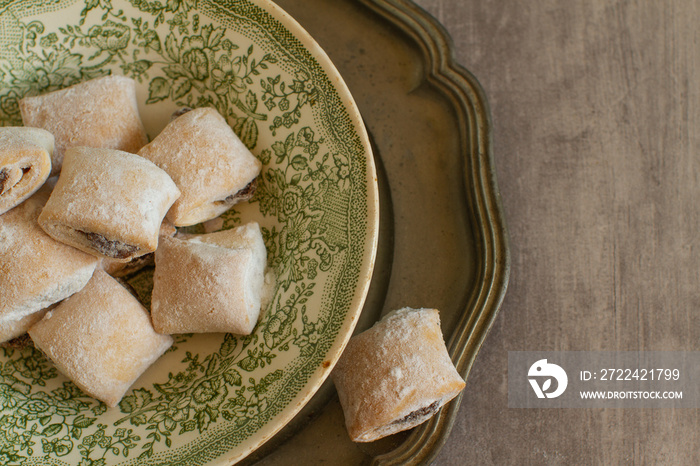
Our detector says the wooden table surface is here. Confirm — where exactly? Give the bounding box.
[410,1,700,464]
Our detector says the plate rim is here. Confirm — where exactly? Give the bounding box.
[219,2,380,462]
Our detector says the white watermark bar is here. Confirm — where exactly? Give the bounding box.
[508,352,699,408]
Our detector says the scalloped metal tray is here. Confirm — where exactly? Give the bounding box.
[242,0,509,463]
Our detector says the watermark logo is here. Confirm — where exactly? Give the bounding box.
[509,352,696,408]
[528,359,568,398]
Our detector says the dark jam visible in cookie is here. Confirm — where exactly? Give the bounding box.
[78,231,139,259]
[391,400,441,426]
[111,253,155,278]
[216,178,257,206]
[170,107,193,121]
[1,333,32,349]
[0,169,8,195]
[0,167,31,195]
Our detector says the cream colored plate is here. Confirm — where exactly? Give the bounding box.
[0,0,378,464]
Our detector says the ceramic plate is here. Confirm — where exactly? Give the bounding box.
[0,0,378,464]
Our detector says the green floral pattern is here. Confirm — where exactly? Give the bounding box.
[0,0,375,464]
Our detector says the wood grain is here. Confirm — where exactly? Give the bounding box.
[412,0,700,464]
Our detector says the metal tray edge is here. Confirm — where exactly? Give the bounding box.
[355,1,511,463]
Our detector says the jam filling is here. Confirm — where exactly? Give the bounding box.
[0,167,31,195]
[0,169,7,195]
[78,231,139,259]
[391,400,441,426]
[216,178,257,206]
[170,107,193,120]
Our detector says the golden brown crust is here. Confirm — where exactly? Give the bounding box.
[38,147,180,261]
[28,270,173,407]
[137,107,262,226]
[19,75,148,175]
[331,308,465,442]
[0,127,53,215]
